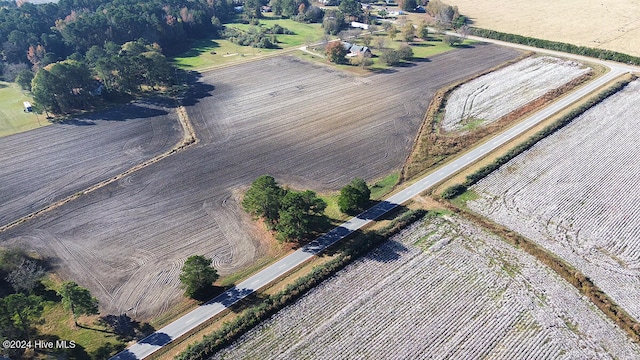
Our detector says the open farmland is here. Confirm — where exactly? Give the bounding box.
[441,56,589,132]
[468,79,640,321]
[454,0,640,57]
[0,101,181,228]
[1,45,521,319]
[212,215,640,359]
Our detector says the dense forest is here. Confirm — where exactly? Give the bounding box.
[0,0,235,113]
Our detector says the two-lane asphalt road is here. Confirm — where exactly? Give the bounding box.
[111,43,635,360]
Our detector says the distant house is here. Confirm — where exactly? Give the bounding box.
[342,42,372,57]
[350,21,369,30]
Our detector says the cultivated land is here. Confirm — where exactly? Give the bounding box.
[0,45,520,320]
[0,101,181,228]
[469,79,640,321]
[441,56,590,132]
[212,215,640,359]
[453,0,640,57]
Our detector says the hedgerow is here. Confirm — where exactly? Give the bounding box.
[470,28,640,65]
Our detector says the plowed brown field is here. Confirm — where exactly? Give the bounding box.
[1,45,520,319]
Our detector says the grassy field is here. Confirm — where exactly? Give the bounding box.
[172,17,325,70]
[172,15,471,72]
[35,277,126,359]
[453,0,640,57]
[0,81,47,138]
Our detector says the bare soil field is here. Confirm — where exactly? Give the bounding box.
[212,215,640,359]
[0,44,520,320]
[441,56,589,132]
[0,101,181,227]
[454,0,640,57]
[468,79,640,321]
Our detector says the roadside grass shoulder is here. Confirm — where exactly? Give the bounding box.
[0,81,46,138]
[370,172,399,200]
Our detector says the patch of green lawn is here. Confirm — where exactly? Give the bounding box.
[38,302,124,358]
[172,38,276,69]
[230,17,324,48]
[367,34,476,71]
[172,17,325,70]
[450,189,480,208]
[320,193,345,222]
[370,173,399,200]
[0,81,48,138]
[36,277,125,359]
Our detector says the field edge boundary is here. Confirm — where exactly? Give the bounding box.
[0,104,199,234]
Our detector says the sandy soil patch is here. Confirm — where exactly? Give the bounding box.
[454,0,640,57]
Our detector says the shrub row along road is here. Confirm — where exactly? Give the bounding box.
[112,45,635,359]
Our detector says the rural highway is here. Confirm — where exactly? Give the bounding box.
[111,42,635,359]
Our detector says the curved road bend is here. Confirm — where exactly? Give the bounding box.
[111,46,634,360]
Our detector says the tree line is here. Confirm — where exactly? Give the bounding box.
[1,0,235,114]
[242,175,371,242]
[0,247,100,359]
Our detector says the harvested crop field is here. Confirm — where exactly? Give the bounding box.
[455,0,640,57]
[441,56,589,132]
[212,215,640,359]
[0,101,181,227]
[469,79,640,321]
[1,45,520,319]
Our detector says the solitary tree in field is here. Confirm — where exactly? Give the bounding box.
[351,52,373,69]
[242,175,287,226]
[179,255,219,299]
[444,34,463,46]
[338,178,371,214]
[57,281,99,327]
[362,33,373,47]
[417,21,429,40]
[387,25,399,42]
[402,22,416,42]
[375,36,388,50]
